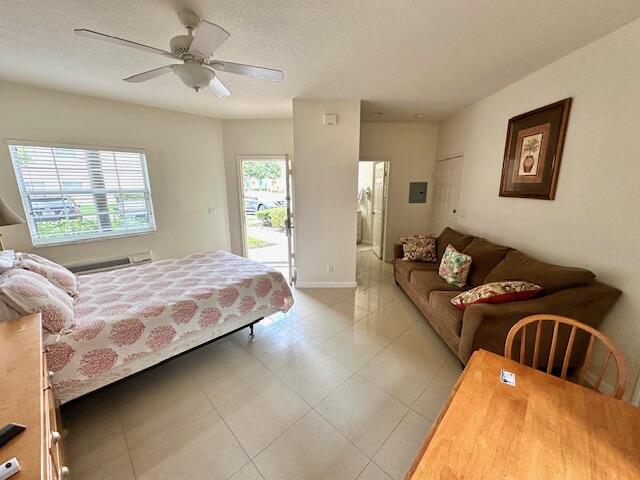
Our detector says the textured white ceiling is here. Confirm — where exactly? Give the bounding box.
[1,0,639,121]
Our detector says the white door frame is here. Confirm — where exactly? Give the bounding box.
[359,159,391,261]
[430,153,465,234]
[236,155,291,261]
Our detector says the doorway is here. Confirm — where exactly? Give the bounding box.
[357,160,389,260]
[238,156,295,283]
[431,155,464,235]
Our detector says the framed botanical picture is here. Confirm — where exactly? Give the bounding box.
[499,98,571,200]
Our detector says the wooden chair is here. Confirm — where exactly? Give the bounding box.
[505,314,627,399]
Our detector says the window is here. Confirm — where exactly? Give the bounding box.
[8,142,156,246]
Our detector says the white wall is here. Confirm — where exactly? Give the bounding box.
[357,161,374,244]
[436,19,640,399]
[0,81,230,264]
[360,122,439,261]
[293,99,360,287]
[221,120,293,255]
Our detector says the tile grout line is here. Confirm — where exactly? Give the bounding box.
[205,327,322,466]
[226,273,394,470]
[185,362,258,479]
[112,396,139,479]
[409,360,448,411]
[311,371,409,462]
[92,255,398,480]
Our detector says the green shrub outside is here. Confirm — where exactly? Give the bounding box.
[256,207,287,228]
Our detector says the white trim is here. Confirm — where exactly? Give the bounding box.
[5,139,146,154]
[33,229,155,248]
[295,281,357,288]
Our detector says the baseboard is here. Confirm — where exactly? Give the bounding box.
[295,281,357,288]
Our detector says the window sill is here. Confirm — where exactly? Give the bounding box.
[32,229,157,248]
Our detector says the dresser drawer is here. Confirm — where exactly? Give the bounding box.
[0,314,70,479]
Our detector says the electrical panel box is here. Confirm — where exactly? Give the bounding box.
[409,182,428,203]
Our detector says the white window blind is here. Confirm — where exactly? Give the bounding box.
[8,142,156,247]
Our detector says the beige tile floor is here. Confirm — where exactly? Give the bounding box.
[62,250,462,480]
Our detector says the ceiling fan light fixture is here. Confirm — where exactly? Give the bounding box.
[174,63,215,91]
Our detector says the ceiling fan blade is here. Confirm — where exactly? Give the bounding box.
[189,21,230,58]
[209,76,231,98]
[75,29,177,60]
[207,60,284,82]
[123,65,176,83]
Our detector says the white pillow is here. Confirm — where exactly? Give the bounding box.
[0,299,20,321]
[0,250,15,273]
[0,269,74,333]
[17,252,79,297]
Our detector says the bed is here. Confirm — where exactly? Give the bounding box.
[43,250,294,404]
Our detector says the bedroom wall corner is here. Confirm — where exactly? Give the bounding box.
[0,81,231,264]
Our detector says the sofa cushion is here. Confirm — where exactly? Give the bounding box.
[394,259,438,284]
[462,238,511,286]
[429,291,464,336]
[485,250,595,294]
[436,227,474,261]
[409,270,465,297]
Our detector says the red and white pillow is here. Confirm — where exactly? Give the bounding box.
[0,269,74,333]
[450,280,543,310]
[17,252,79,297]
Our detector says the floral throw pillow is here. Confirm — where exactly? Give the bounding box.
[17,252,79,297]
[438,244,472,287]
[399,234,437,262]
[450,281,543,310]
[0,269,74,333]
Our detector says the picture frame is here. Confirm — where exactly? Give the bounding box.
[499,98,572,200]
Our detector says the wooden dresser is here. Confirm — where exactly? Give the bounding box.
[0,314,70,479]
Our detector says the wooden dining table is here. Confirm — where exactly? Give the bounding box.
[406,349,640,479]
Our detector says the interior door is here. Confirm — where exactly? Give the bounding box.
[284,156,295,284]
[431,155,464,235]
[372,161,386,259]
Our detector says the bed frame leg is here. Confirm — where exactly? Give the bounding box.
[249,324,255,338]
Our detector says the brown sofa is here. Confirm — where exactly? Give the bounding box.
[394,227,622,366]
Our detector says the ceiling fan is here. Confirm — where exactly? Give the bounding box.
[74,9,284,98]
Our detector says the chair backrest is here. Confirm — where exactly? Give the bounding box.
[505,314,627,399]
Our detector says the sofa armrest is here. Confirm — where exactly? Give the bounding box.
[393,243,404,260]
[457,281,622,364]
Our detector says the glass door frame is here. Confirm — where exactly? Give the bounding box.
[237,155,295,284]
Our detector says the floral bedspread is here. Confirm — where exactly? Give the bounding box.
[45,251,293,402]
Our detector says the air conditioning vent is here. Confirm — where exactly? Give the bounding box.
[66,251,152,275]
